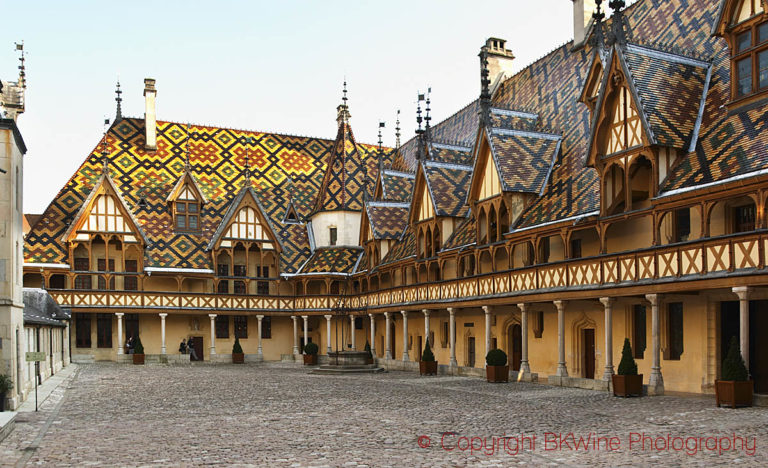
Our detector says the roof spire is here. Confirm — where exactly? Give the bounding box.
[590,0,606,50]
[377,121,385,151]
[101,117,110,174]
[115,80,123,121]
[424,87,432,142]
[479,49,491,126]
[415,92,425,160]
[336,79,351,126]
[607,0,628,47]
[395,110,401,149]
[16,41,26,89]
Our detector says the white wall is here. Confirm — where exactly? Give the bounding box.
[311,211,361,247]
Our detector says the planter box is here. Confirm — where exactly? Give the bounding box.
[486,365,509,383]
[420,361,438,376]
[232,353,244,364]
[715,380,753,408]
[303,354,318,365]
[132,354,145,365]
[612,374,643,397]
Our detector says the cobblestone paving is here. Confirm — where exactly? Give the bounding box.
[1,363,767,467]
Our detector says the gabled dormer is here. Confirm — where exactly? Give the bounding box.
[360,201,408,270]
[713,0,768,107]
[167,169,208,232]
[584,43,711,216]
[208,186,281,252]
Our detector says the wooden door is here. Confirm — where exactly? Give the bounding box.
[509,324,522,371]
[583,329,595,379]
[468,337,476,367]
[191,336,204,362]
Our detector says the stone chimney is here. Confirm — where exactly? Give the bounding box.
[143,78,157,151]
[572,0,597,47]
[480,38,515,94]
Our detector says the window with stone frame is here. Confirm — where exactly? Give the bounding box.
[234,315,248,339]
[215,315,229,339]
[261,316,271,339]
[96,313,112,348]
[75,313,91,348]
[329,227,338,246]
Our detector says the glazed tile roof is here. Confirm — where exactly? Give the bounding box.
[299,247,363,275]
[444,215,476,251]
[24,118,381,273]
[490,107,539,131]
[380,169,415,202]
[488,128,561,194]
[380,225,416,266]
[423,160,473,218]
[366,202,409,240]
[428,142,474,165]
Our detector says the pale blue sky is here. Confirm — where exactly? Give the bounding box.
[2,0,579,212]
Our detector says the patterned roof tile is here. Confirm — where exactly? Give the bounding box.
[299,247,362,274]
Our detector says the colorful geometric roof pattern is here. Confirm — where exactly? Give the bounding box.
[423,161,472,218]
[23,117,376,273]
[444,215,476,251]
[299,247,362,275]
[380,225,416,266]
[488,128,561,194]
[428,142,474,165]
[490,107,539,131]
[620,44,711,150]
[380,169,415,202]
[366,202,409,240]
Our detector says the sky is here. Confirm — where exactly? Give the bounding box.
[2,0,579,213]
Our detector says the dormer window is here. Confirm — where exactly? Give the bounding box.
[725,0,768,103]
[175,199,200,231]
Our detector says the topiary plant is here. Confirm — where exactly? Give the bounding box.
[617,338,638,376]
[722,336,749,382]
[364,340,373,359]
[232,336,243,354]
[0,374,12,394]
[421,341,435,362]
[486,348,507,367]
[133,336,144,355]
[304,342,318,355]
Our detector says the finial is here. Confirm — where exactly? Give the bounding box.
[607,0,628,47]
[590,0,606,50]
[115,80,123,121]
[416,92,424,135]
[424,88,432,142]
[342,79,348,106]
[395,110,401,149]
[101,117,110,173]
[243,135,252,183]
[378,121,385,151]
[479,49,491,126]
[337,79,351,126]
[15,42,26,89]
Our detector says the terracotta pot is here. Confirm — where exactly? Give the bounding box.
[486,365,509,383]
[232,353,244,364]
[420,360,438,376]
[715,380,753,408]
[132,354,145,365]
[612,374,643,397]
[303,354,318,365]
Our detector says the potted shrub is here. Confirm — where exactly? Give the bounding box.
[486,349,509,383]
[303,342,318,365]
[612,338,643,397]
[132,336,145,365]
[419,341,438,375]
[0,374,12,412]
[715,337,753,408]
[232,336,244,364]
[364,340,374,364]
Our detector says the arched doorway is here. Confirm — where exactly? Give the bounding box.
[507,324,522,371]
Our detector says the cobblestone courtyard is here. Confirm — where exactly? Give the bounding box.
[1,364,766,467]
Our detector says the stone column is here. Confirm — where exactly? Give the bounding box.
[600,297,615,380]
[401,310,409,361]
[291,316,299,355]
[554,301,568,377]
[256,315,264,358]
[324,314,332,354]
[369,313,376,357]
[423,309,431,347]
[482,306,492,367]
[733,286,750,372]
[302,315,309,352]
[645,294,664,394]
[384,312,392,359]
[517,303,531,374]
[349,315,356,350]
[116,313,124,355]
[159,313,168,355]
[448,308,457,367]
[208,314,217,356]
